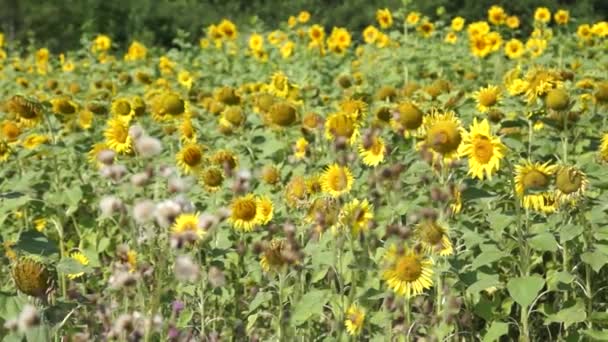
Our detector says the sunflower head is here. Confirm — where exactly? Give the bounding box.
[545,88,570,111]
[285,176,308,208]
[382,246,434,298]
[395,102,423,130]
[6,95,42,123]
[267,102,297,127]
[260,239,287,272]
[111,98,133,117]
[344,304,365,336]
[1,121,21,142]
[222,106,245,127]
[229,194,260,231]
[325,112,359,144]
[211,150,238,171]
[594,82,608,103]
[254,93,275,113]
[155,92,186,117]
[375,85,397,102]
[12,257,55,297]
[172,213,204,244]
[104,118,132,154]
[556,167,585,195]
[131,96,146,116]
[337,75,352,88]
[215,86,240,105]
[176,144,205,174]
[261,165,280,185]
[321,164,354,197]
[200,167,224,191]
[424,110,462,155]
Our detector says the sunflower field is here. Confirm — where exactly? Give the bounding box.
[0,4,607,341]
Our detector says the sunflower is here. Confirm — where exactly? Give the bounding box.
[229,194,260,232]
[260,239,287,273]
[261,165,280,185]
[88,142,111,167]
[554,10,569,25]
[180,117,197,144]
[104,118,132,154]
[12,257,54,297]
[522,67,562,104]
[417,21,434,38]
[514,160,557,213]
[392,101,424,136]
[470,35,491,58]
[363,25,379,44]
[339,199,373,236]
[51,97,78,115]
[0,141,11,162]
[256,196,274,225]
[406,12,420,26]
[506,16,520,29]
[376,8,393,29]
[321,164,354,198]
[458,118,506,180]
[473,85,501,113]
[1,120,21,142]
[67,252,89,280]
[218,19,238,40]
[6,95,43,127]
[172,213,205,242]
[534,7,551,24]
[488,5,506,25]
[422,109,462,161]
[200,166,224,192]
[451,17,465,31]
[344,304,365,336]
[306,198,340,233]
[555,166,588,204]
[416,219,453,256]
[382,245,434,298]
[504,39,525,59]
[285,176,308,208]
[358,136,385,166]
[325,112,360,145]
[339,98,368,121]
[444,31,458,44]
[266,101,297,128]
[152,92,189,120]
[211,150,238,171]
[111,97,134,122]
[176,144,205,174]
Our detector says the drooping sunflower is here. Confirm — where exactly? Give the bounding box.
[256,196,274,225]
[415,219,453,256]
[422,109,463,162]
[344,304,365,336]
[473,85,501,113]
[199,166,224,192]
[172,212,205,242]
[5,95,43,127]
[260,239,287,273]
[104,118,132,154]
[358,136,386,166]
[229,194,261,232]
[176,143,205,174]
[152,91,189,121]
[67,252,89,280]
[211,150,238,171]
[514,160,557,213]
[12,257,55,297]
[458,118,506,180]
[392,101,424,137]
[382,245,434,298]
[555,166,588,204]
[265,101,297,128]
[339,199,373,236]
[51,97,78,115]
[321,164,354,198]
[325,112,360,145]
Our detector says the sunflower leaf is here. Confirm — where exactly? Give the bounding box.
[507,275,545,308]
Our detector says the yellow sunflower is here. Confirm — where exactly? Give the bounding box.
[473,85,501,113]
[382,245,434,298]
[344,304,365,336]
[104,118,132,154]
[256,196,274,225]
[415,219,453,256]
[111,97,134,122]
[229,194,261,232]
[180,117,197,144]
[358,136,386,167]
[260,239,287,273]
[325,112,360,145]
[458,118,506,180]
[285,176,308,208]
[176,143,205,174]
[67,252,89,280]
[514,160,557,213]
[5,95,43,127]
[422,109,463,162]
[339,199,373,236]
[321,164,354,198]
[172,213,205,242]
[199,166,224,192]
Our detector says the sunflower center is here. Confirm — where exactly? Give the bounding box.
[57,100,76,114]
[376,107,391,122]
[427,122,461,154]
[478,91,498,107]
[556,169,582,194]
[369,139,383,155]
[331,115,355,139]
[522,169,549,191]
[183,147,202,166]
[395,255,422,282]
[115,125,129,143]
[328,169,348,191]
[203,168,223,187]
[234,199,257,221]
[115,101,131,116]
[420,221,444,245]
[472,136,494,163]
[162,94,185,115]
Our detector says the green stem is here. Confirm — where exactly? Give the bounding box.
[278,271,286,342]
[404,297,411,342]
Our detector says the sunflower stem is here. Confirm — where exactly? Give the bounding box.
[277,270,286,342]
[404,296,411,342]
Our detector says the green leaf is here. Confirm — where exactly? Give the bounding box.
[57,258,91,276]
[63,186,83,215]
[529,233,558,252]
[507,275,545,308]
[581,251,608,273]
[560,224,583,243]
[248,291,272,313]
[582,329,608,340]
[483,321,509,342]
[291,289,329,326]
[544,301,587,328]
[487,212,513,233]
[15,230,59,256]
[0,292,28,320]
[470,250,506,270]
[467,275,501,295]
